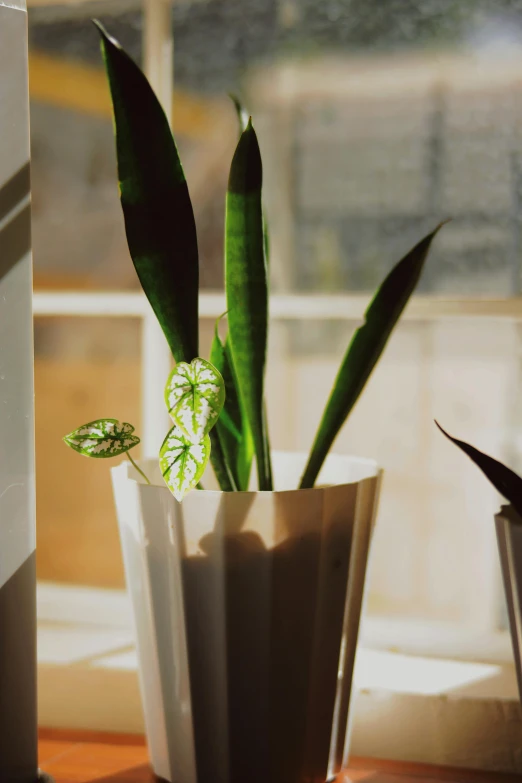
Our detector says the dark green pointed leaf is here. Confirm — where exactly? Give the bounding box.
[95,21,198,363]
[218,407,242,443]
[229,95,270,264]
[228,99,270,481]
[225,120,272,490]
[436,422,522,519]
[210,317,253,491]
[300,224,444,489]
[209,428,238,492]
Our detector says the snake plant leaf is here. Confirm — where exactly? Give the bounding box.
[94,21,198,364]
[218,407,242,443]
[228,100,271,482]
[436,422,522,519]
[160,424,211,501]
[210,318,254,490]
[165,357,225,443]
[300,224,444,489]
[209,428,238,492]
[63,419,140,458]
[229,95,270,264]
[226,120,272,490]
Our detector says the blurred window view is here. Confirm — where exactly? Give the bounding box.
[31,0,522,648]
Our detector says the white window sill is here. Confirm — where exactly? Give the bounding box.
[37,582,522,775]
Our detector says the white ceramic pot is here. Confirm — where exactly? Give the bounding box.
[495,504,522,702]
[112,451,382,783]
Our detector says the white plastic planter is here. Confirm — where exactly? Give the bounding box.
[112,451,381,783]
[495,504,522,702]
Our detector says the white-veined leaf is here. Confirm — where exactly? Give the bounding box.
[160,424,211,501]
[165,357,225,443]
[63,419,140,458]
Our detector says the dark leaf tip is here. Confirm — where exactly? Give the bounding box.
[428,219,450,239]
[92,19,123,53]
[423,220,446,244]
[435,419,522,518]
[228,120,262,194]
[92,19,109,41]
[434,419,449,438]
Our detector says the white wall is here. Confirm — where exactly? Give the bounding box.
[0,1,37,779]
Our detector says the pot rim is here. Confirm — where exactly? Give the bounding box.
[495,504,522,527]
[112,450,382,497]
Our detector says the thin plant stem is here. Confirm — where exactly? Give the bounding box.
[127,451,151,485]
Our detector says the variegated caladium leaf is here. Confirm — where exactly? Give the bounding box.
[160,424,211,501]
[63,419,140,458]
[165,357,225,443]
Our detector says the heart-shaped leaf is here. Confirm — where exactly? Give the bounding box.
[165,357,225,443]
[160,424,211,501]
[63,419,140,458]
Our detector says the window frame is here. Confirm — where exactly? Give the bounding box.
[31,0,520,731]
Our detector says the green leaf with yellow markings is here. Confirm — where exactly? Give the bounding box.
[165,357,225,444]
[160,425,211,501]
[63,419,140,458]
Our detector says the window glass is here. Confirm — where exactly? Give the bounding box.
[28,5,143,291]
[169,0,522,295]
[29,1,522,294]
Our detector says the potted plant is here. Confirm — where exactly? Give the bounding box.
[436,422,522,704]
[63,21,443,783]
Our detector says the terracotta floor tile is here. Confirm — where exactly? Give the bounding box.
[38,731,522,783]
[42,742,149,782]
[39,739,77,765]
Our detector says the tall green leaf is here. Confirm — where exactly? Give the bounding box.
[210,317,254,490]
[229,95,270,263]
[225,120,272,490]
[436,422,522,519]
[97,24,233,492]
[94,21,198,363]
[229,98,271,481]
[209,428,238,492]
[300,224,444,489]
